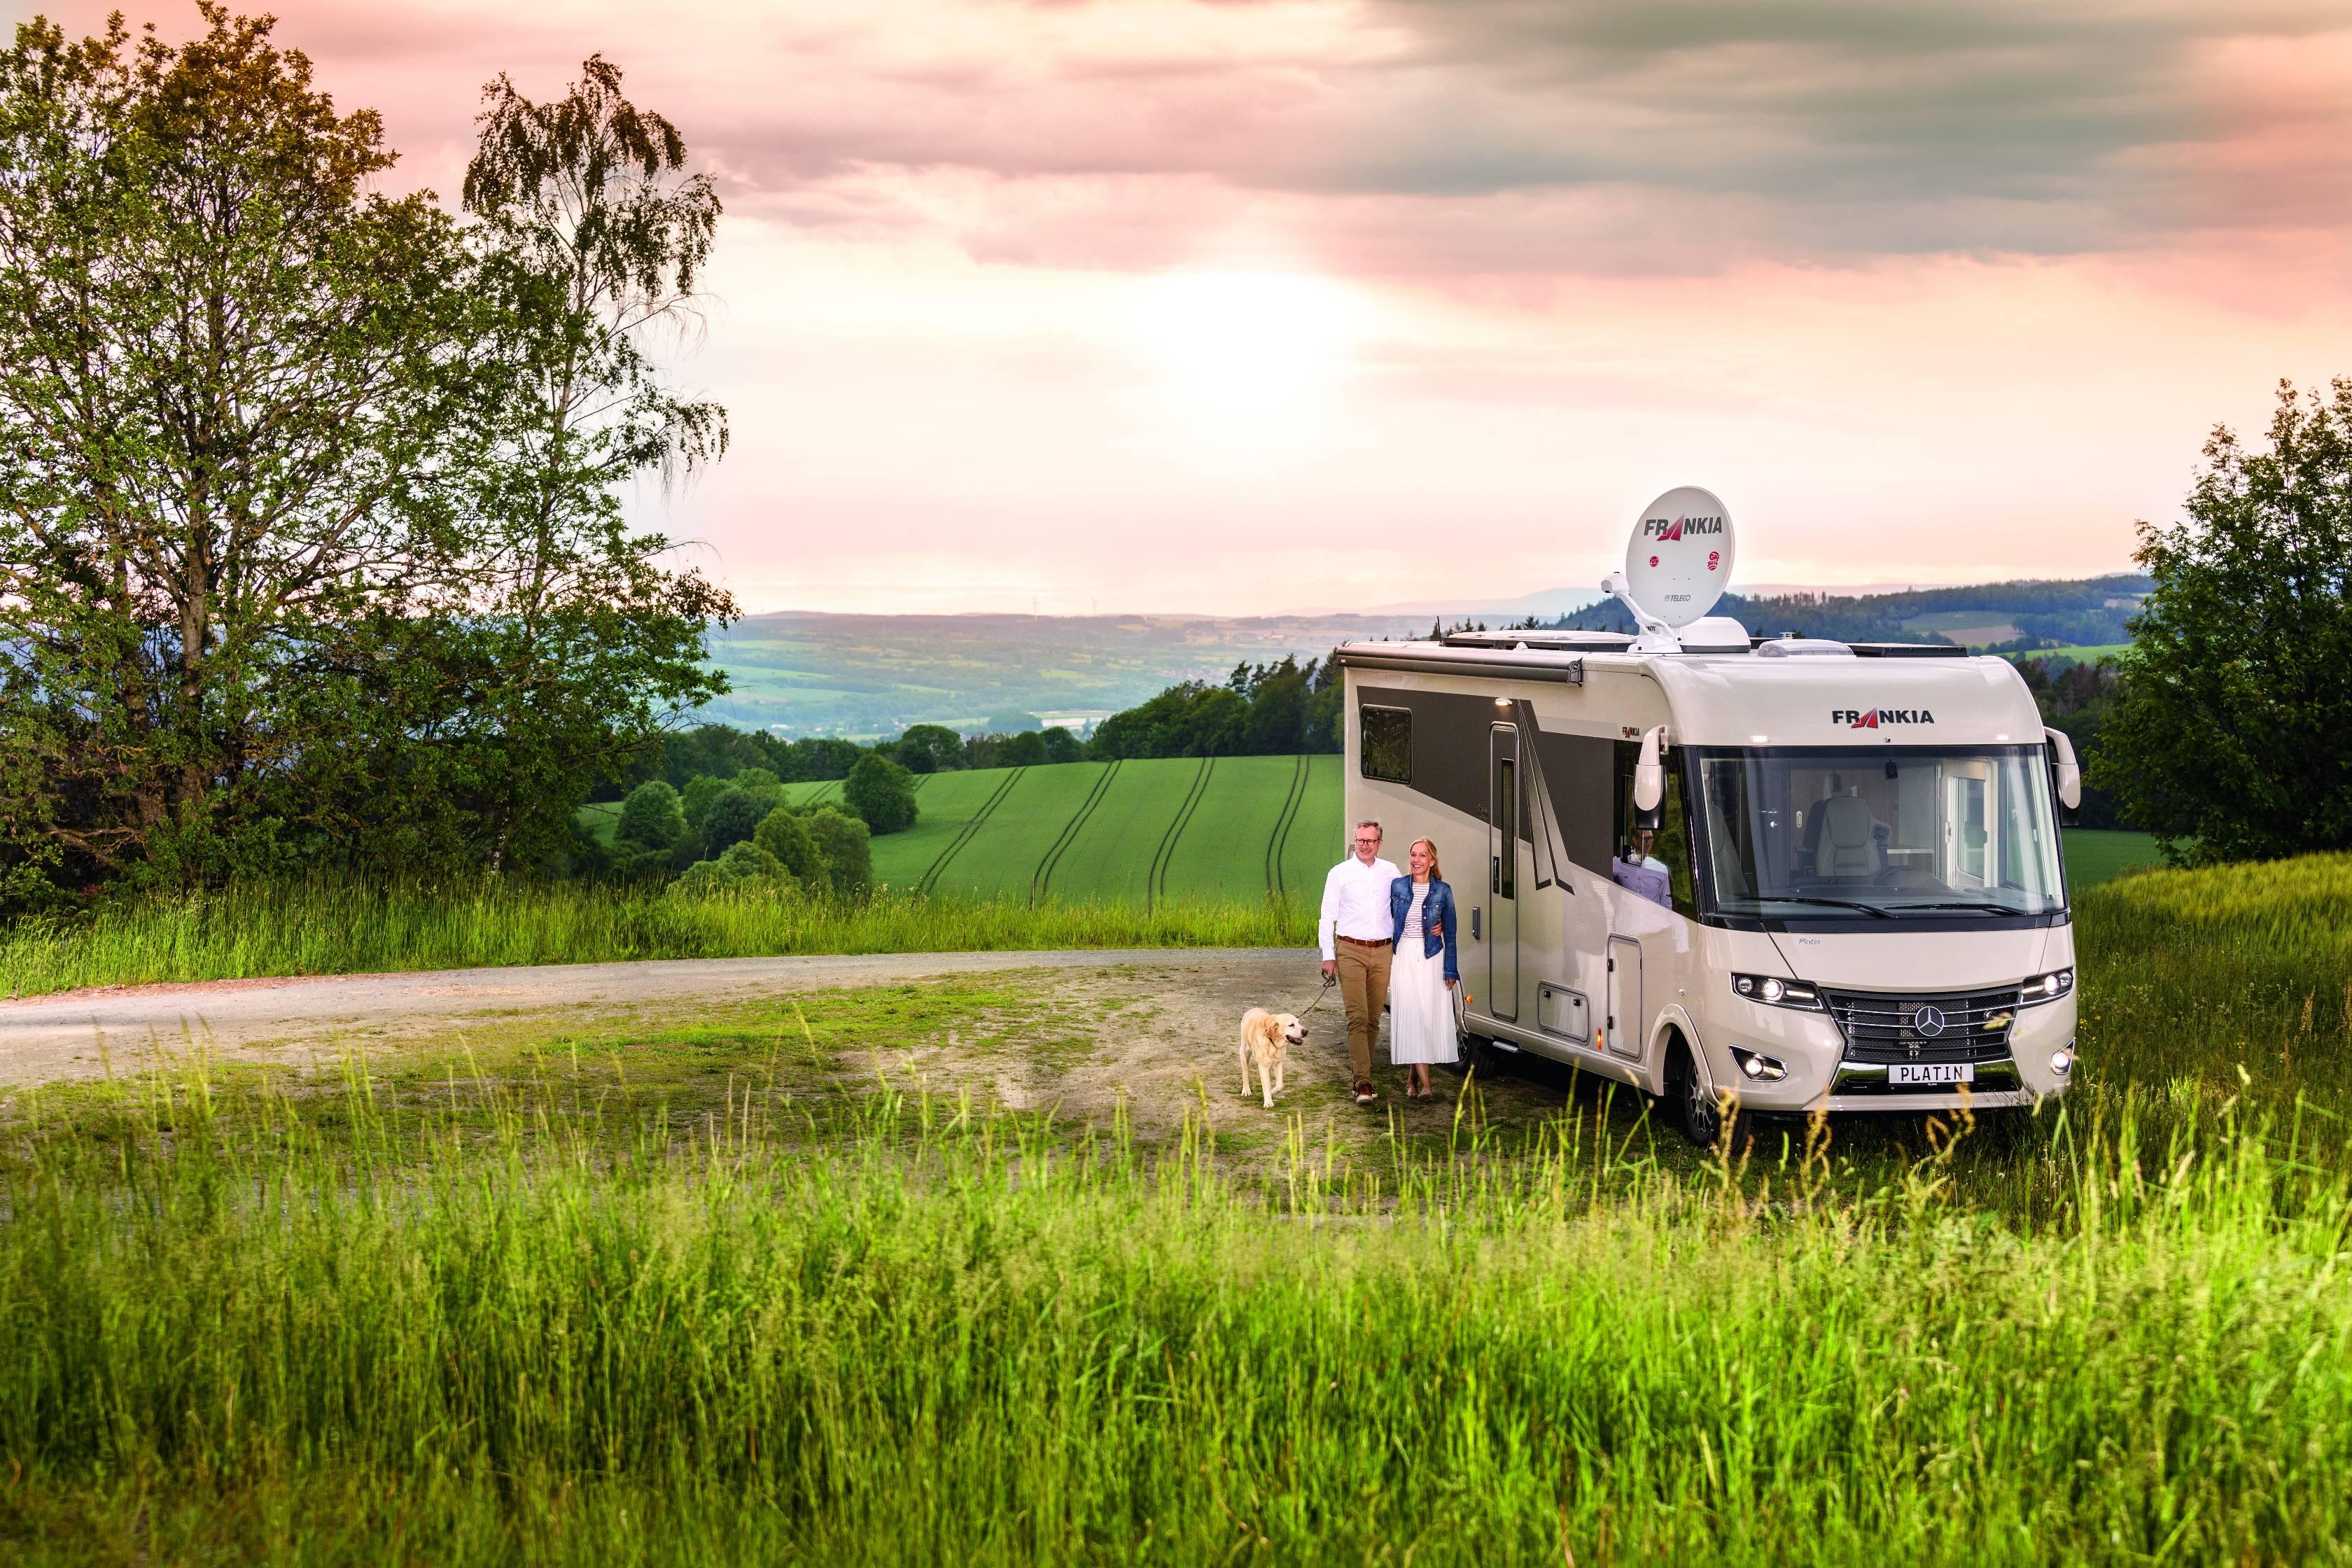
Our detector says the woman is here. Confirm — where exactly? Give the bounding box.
[1387,836,1460,1099]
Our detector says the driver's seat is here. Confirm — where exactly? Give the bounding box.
[1813,795,1882,880]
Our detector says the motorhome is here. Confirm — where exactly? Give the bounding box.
[1337,489,2082,1145]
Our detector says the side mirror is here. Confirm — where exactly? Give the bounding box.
[2044,726,2082,825]
[1632,724,1667,830]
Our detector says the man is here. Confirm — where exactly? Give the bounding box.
[1613,826,1672,909]
[1321,819,1403,1106]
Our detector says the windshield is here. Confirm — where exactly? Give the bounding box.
[1695,746,2066,920]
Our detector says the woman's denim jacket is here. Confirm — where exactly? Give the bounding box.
[1389,876,1460,982]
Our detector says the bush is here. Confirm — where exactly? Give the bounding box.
[754,807,828,886]
[802,806,872,895]
[842,754,918,835]
[615,781,686,852]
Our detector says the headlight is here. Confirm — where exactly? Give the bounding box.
[2021,968,2074,1004]
[1732,973,1822,1010]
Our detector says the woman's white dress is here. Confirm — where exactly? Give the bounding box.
[1389,883,1460,1066]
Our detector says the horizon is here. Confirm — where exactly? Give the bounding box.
[43,0,2350,617]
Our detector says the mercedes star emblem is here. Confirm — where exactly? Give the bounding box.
[1913,1004,1947,1038]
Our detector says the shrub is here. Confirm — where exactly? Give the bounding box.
[754,807,828,886]
[843,754,918,835]
[802,805,872,895]
[716,841,793,888]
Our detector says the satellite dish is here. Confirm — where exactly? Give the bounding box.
[1622,485,1735,628]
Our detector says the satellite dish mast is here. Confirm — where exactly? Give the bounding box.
[1600,485,1744,653]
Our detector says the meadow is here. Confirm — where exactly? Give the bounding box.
[1,855,2349,1562]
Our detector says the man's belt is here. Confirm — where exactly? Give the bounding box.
[1336,934,1389,948]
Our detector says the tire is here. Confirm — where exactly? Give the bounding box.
[1664,1034,1721,1149]
[1455,1034,1501,1080]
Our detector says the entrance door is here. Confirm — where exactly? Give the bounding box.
[1606,937,1642,1060]
[1488,724,1520,1021]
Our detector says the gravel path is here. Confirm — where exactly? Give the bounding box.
[0,948,1320,1087]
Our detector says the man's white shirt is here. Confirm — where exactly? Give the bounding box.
[1320,855,1403,960]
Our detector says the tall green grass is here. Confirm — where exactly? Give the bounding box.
[0,881,1310,1000]
[2073,850,2352,1114]
[1,1061,2347,1564]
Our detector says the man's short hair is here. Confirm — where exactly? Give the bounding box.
[1353,820,1383,839]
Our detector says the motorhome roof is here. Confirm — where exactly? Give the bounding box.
[1337,638,2044,748]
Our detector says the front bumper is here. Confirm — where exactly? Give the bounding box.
[1708,987,2076,1113]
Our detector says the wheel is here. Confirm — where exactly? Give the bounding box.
[1664,1035,1720,1149]
[1455,1033,1502,1080]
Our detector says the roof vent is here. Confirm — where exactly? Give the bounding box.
[1755,638,1856,658]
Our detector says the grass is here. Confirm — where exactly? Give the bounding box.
[2070,850,2352,1118]
[1,1026,2348,1562]
[4,854,2352,1560]
[0,882,1308,1001]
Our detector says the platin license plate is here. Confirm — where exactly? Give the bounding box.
[1891,1061,1973,1086]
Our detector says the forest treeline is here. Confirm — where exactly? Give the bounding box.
[1556,574,2152,650]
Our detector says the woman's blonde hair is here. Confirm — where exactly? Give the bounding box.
[1409,836,1442,880]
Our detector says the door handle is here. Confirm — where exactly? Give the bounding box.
[1471,906,1482,940]
[1491,855,1499,894]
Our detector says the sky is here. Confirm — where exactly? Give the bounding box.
[36,0,2352,615]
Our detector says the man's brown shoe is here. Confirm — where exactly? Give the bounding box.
[1352,1080,1377,1106]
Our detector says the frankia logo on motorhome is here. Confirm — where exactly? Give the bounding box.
[1832,708,1936,728]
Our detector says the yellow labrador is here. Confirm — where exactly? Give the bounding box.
[1238,1007,1306,1108]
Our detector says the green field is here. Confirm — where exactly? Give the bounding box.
[839,755,1349,907]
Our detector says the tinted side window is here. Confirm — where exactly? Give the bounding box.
[1361,706,1411,783]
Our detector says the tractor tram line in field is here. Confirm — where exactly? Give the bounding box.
[1030,759,1123,906]
[1146,756,1217,911]
[916,766,1029,895]
[1265,752,1309,900]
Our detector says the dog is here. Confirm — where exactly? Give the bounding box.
[1238,1008,1306,1108]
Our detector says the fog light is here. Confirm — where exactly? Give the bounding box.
[2050,1049,2073,1075]
[1741,1054,1764,1079]
[1730,1047,1786,1082]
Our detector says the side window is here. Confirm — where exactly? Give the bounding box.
[1611,738,1695,918]
[1361,705,1411,782]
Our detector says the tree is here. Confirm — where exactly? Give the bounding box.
[892,723,963,774]
[842,753,917,834]
[0,14,732,908]
[699,786,768,856]
[615,780,684,851]
[1039,726,1084,764]
[2090,378,2352,863]
[753,806,827,886]
[998,731,1047,766]
[802,806,872,896]
[680,774,730,834]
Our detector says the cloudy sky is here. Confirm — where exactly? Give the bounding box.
[46,0,2352,613]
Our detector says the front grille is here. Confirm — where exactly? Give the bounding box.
[1823,986,2022,1065]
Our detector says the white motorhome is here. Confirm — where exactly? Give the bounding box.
[1338,491,2082,1145]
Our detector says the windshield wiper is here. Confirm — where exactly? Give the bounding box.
[1889,902,2029,916]
[1742,895,1893,919]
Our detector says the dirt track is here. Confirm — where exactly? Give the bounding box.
[0,948,1585,1140]
[0,948,1316,1086]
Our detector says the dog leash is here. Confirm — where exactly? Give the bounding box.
[1292,974,1336,1018]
